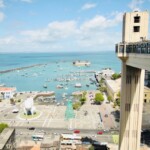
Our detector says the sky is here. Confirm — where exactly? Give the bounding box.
[0,0,150,53]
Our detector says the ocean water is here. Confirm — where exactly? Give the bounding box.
[0,51,121,101]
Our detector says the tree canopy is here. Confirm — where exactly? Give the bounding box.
[111,73,121,80]
[94,93,104,104]
[0,123,8,133]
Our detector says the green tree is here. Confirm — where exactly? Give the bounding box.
[99,86,106,92]
[111,73,121,80]
[17,99,21,102]
[89,145,94,150]
[99,77,105,85]
[94,93,104,104]
[1,92,4,99]
[116,98,120,106]
[80,97,86,105]
[82,91,87,97]
[73,102,81,110]
[108,95,112,102]
[10,98,15,105]
[117,91,120,97]
[0,123,8,133]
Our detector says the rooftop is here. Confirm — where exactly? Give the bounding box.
[105,78,121,93]
[0,87,16,92]
[0,128,15,150]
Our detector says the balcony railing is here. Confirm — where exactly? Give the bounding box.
[116,41,150,57]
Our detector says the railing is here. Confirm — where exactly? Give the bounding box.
[116,41,150,55]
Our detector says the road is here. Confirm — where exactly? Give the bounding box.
[14,126,119,146]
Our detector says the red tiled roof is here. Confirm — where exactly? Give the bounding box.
[0,87,16,92]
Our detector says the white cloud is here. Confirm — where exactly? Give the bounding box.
[77,13,122,51]
[20,0,33,3]
[81,3,97,10]
[0,36,17,44]
[80,13,123,31]
[0,0,5,8]
[0,12,123,52]
[21,21,77,43]
[128,0,144,11]
[0,12,4,22]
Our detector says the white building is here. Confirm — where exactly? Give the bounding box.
[96,68,115,80]
[0,87,16,99]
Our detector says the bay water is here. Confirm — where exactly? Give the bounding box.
[0,51,121,101]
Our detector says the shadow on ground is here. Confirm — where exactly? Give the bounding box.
[81,137,110,150]
[111,110,120,122]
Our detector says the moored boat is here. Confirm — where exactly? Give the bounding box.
[75,83,82,88]
[56,85,63,89]
[43,84,48,88]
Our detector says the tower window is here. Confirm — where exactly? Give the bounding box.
[134,16,140,23]
[133,26,140,32]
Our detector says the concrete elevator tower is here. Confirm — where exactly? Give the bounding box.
[116,11,149,150]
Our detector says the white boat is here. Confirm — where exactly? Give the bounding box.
[62,93,68,98]
[56,85,63,89]
[56,102,60,106]
[0,83,5,87]
[43,84,48,88]
[75,83,82,88]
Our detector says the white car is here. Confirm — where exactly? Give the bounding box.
[12,108,19,113]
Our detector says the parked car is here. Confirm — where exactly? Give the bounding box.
[28,127,35,130]
[97,131,103,135]
[104,114,108,117]
[74,130,80,134]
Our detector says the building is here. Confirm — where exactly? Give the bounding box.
[97,68,115,78]
[0,87,16,99]
[143,86,150,103]
[116,10,150,150]
[0,128,15,150]
[105,78,121,101]
[105,78,150,103]
[60,134,82,150]
[73,60,91,66]
[40,142,59,150]
[122,11,149,42]
[145,70,150,87]
[40,135,60,150]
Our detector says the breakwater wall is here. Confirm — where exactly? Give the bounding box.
[0,64,46,74]
[71,70,96,73]
[33,91,55,100]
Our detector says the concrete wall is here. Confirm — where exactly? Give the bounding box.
[122,11,149,42]
[143,87,150,103]
[105,78,150,103]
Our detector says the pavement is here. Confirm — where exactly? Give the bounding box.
[0,91,118,130]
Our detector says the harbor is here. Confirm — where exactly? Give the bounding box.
[0,52,120,102]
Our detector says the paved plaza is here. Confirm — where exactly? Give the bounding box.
[0,91,118,130]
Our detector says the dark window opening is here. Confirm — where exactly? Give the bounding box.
[145,94,147,97]
[134,16,140,23]
[144,99,147,103]
[133,26,140,32]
